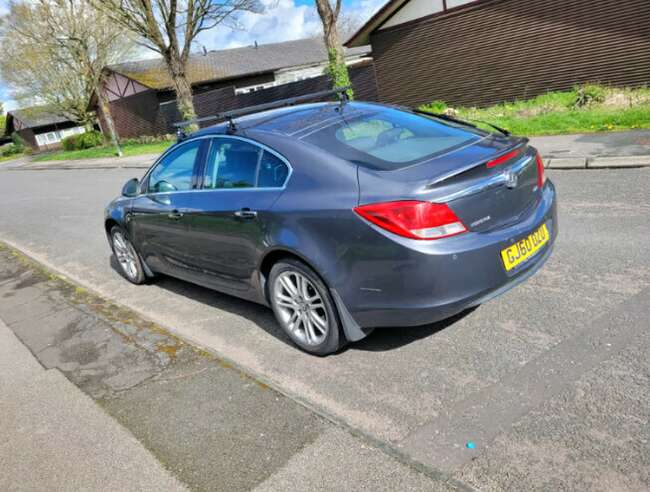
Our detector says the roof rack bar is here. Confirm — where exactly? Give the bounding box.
[173,86,351,130]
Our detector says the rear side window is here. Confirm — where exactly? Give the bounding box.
[304,107,482,171]
[258,151,289,188]
[203,138,289,189]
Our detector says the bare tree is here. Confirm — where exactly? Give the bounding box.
[92,0,262,125]
[0,1,134,155]
[315,0,352,98]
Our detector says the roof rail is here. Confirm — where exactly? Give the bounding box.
[174,86,351,135]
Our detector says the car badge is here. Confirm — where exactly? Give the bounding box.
[504,170,518,189]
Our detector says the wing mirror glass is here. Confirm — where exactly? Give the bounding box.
[121,178,140,197]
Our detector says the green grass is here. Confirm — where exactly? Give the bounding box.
[32,140,173,162]
[420,85,650,136]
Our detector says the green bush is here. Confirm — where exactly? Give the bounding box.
[77,130,104,149]
[11,132,25,152]
[420,100,448,114]
[62,130,104,151]
[61,135,78,151]
[572,84,606,108]
[0,143,23,157]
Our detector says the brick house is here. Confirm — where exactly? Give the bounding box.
[346,0,650,108]
[92,38,374,138]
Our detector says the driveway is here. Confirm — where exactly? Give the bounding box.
[0,165,648,489]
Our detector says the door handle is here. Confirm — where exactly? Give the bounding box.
[233,208,257,219]
[168,210,184,220]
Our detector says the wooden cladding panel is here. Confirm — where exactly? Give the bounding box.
[370,0,650,107]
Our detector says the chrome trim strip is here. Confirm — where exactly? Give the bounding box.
[433,155,534,203]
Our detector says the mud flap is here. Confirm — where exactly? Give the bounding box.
[330,289,374,342]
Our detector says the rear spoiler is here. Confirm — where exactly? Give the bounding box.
[414,109,511,137]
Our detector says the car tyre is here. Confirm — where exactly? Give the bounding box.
[110,226,146,285]
[269,258,345,356]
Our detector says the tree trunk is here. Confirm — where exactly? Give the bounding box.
[166,52,198,131]
[97,87,122,157]
[316,0,353,98]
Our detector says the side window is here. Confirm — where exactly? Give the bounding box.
[203,138,290,190]
[148,140,200,193]
[258,151,289,188]
[204,139,260,189]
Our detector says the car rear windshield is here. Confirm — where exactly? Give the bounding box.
[303,107,483,171]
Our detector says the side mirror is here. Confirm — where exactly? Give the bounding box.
[121,178,140,197]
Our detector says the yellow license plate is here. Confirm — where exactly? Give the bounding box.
[501,223,549,271]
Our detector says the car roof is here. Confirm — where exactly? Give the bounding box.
[190,101,385,139]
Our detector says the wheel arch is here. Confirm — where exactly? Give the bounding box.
[104,218,119,237]
[258,247,371,343]
[258,247,322,296]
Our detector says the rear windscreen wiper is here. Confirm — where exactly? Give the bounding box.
[415,109,511,137]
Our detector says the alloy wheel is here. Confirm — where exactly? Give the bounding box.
[112,231,139,281]
[273,271,329,346]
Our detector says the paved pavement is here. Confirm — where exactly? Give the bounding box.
[0,318,186,491]
[529,129,650,158]
[0,165,649,489]
[2,152,158,171]
[0,247,448,491]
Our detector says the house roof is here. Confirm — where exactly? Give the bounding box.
[346,0,410,47]
[109,38,372,91]
[5,106,71,133]
[346,0,491,47]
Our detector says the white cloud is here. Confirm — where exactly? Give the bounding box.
[198,0,320,50]
[197,0,386,51]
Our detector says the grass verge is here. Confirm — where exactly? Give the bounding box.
[32,140,173,162]
[420,85,650,136]
[0,153,25,164]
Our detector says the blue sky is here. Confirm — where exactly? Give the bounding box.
[0,0,384,112]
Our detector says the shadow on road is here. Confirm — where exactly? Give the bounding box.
[353,308,476,352]
[110,255,473,354]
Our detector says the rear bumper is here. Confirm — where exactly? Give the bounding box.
[339,180,558,328]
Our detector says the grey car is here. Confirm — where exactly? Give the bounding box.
[105,100,557,355]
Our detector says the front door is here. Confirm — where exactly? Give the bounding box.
[129,139,206,279]
[186,136,291,295]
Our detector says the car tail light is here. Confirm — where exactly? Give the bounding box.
[486,148,522,168]
[354,201,467,240]
[535,151,545,188]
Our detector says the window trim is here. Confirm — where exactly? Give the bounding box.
[141,134,292,196]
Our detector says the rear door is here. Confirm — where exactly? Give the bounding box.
[129,139,207,277]
[186,136,290,294]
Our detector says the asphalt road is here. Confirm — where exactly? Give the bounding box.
[1,166,649,490]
